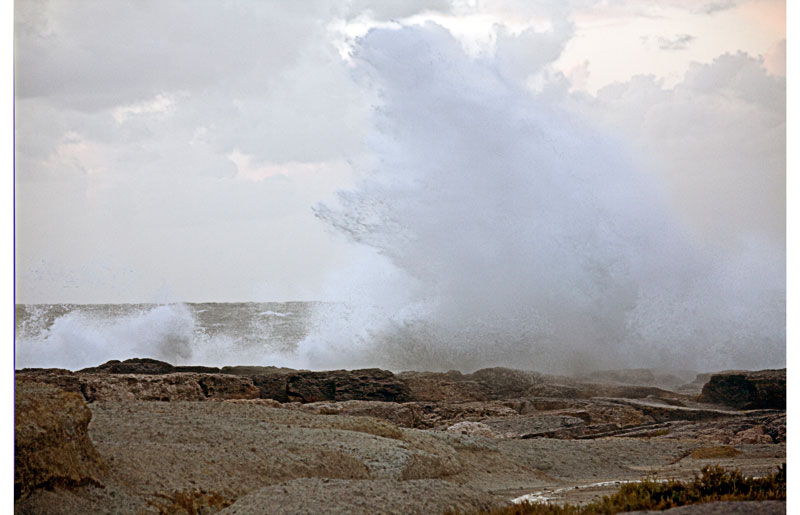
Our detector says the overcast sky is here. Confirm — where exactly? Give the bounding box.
[14,0,785,304]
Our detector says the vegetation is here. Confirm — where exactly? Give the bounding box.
[689,446,741,460]
[472,464,785,515]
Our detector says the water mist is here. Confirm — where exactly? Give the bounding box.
[298,23,785,374]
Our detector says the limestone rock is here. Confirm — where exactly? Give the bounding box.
[398,367,542,402]
[296,400,423,428]
[284,369,411,403]
[732,426,774,445]
[218,478,502,514]
[15,380,106,499]
[698,369,785,409]
[78,357,221,375]
[16,371,260,402]
[446,421,505,438]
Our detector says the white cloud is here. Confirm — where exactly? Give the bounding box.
[112,94,177,123]
[582,51,785,246]
[13,0,785,311]
[656,33,696,50]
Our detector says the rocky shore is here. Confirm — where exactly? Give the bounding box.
[15,360,785,514]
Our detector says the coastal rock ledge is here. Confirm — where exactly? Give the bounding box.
[698,369,786,410]
[14,380,107,499]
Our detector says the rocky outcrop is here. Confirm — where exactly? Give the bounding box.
[284,369,411,403]
[14,360,786,514]
[698,369,786,409]
[661,413,785,444]
[236,368,414,403]
[30,360,411,404]
[19,360,695,406]
[398,367,543,402]
[15,380,106,499]
[583,369,700,392]
[78,357,221,375]
[15,369,260,402]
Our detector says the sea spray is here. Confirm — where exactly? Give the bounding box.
[298,24,785,373]
[14,302,313,370]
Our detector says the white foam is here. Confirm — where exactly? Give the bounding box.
[15,304,196,370]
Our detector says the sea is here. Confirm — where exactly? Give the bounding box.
[14,302,317,371]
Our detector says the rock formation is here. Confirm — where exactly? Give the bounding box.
[14,360,786,513]
[14,380,106,499]
[698,369,786,409]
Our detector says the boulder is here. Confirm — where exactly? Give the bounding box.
[698,369,785,409]
[731,425,774,445]
[15,380,106,499]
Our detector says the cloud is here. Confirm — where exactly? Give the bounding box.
[342,0,451,20]
[493,16,574,84]
[13,0,383,302]
[657,33,695,50]
[763,38,786,76]
[14,0,785,315]
[694,1,737,14]
[584,51,785,246]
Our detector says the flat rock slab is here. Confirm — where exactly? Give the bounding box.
[219,478,501,514]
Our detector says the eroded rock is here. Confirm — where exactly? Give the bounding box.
[15,380,106,499]
[698,369,785,410]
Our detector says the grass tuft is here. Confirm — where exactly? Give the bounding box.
[689,446,741,460]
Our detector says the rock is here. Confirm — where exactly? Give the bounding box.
[398,367,542,402]
[661,413,785,444]
[397,370,488,402]
[221,365,297,375]
[677,373,714,395]
[284,369,411,403]
[16,371,261,402]
[297,400,423,428]
[15,380,106,499]
[77,357,221,375]
[732,426,774,445]
[446,421,505,438]
[218,478,502,514]
[698,369,785,409]
[248,373,293,402]
[582,369,699,392]
[467,368,543,399]
[198,375,261,400]
[224,398,283,408]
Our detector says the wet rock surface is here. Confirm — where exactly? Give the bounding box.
[14,362,785,513]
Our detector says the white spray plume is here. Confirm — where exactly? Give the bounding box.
[299,23,784,374]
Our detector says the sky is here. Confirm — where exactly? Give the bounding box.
[13,0,786,304]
